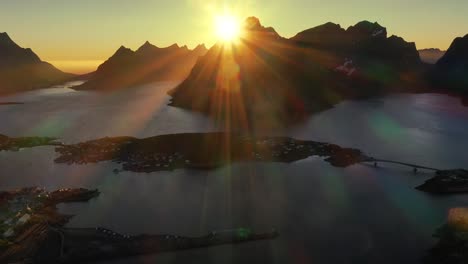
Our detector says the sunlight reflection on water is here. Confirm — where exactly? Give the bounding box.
[1,84,468,264]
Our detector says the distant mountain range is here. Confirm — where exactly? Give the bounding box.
[0,33,74,96]
[169,17,429,129]
[74,42,207,91]
[418,48,446,64]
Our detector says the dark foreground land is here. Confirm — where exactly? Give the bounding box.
[0,187,278,263]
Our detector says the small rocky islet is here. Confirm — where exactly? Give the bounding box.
[416,169,468,194]
[0,187,278,263]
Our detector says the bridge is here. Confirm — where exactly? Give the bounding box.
[361,157,441,172]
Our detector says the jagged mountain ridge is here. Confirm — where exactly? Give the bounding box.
[291,21,421,70]
[75,42,207,90]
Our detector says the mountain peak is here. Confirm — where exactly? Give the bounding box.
[292,22,344,39]
[315,22,343,31]
[244,17,262,30]
[0,32,17,47]
[0,32,11,40]
[136,41,157,53]
[347,21,387,38]
[290,22,346,47]
[243,16,280,39]
[114,45,134,57]
[142,41,153,47]
[0,32,42,65]
[194,44,207,52]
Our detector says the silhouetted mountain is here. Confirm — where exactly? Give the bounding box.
[419,48,446,64]
[0,33,75,96]
[291,22,346,51]
[432,35,468,94]
[292,21,421,72]
[75,42,207,91]
[169,18,424,130]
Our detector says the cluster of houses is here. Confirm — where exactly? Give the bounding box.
[121,151,192,172]
[250,138,330,161]
[0,187,47,241]
[96,227,132,239]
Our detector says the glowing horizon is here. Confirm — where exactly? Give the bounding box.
[1,1,468,74]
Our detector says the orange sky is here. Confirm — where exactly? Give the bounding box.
[1,0,467,74]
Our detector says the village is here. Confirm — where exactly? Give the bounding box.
[0,187,100,246]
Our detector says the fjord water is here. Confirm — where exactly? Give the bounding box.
[1,82,468,264]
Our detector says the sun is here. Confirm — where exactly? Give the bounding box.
[215,15,241,42]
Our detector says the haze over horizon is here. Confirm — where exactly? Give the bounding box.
[1,0,467,74]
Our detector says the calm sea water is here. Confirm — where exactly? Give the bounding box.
[1,82,468,264]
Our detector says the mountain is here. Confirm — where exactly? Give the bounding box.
[291,20,422,78]
[75,42,207,91]
[431,35,468,94]
[0,33,75,96]
[419,48,446,64]
[168,17,424,130]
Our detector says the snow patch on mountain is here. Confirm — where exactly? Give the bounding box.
[372,29,384,37]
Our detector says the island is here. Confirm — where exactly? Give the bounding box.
[53,132,370,172]
[416,169,468,194]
